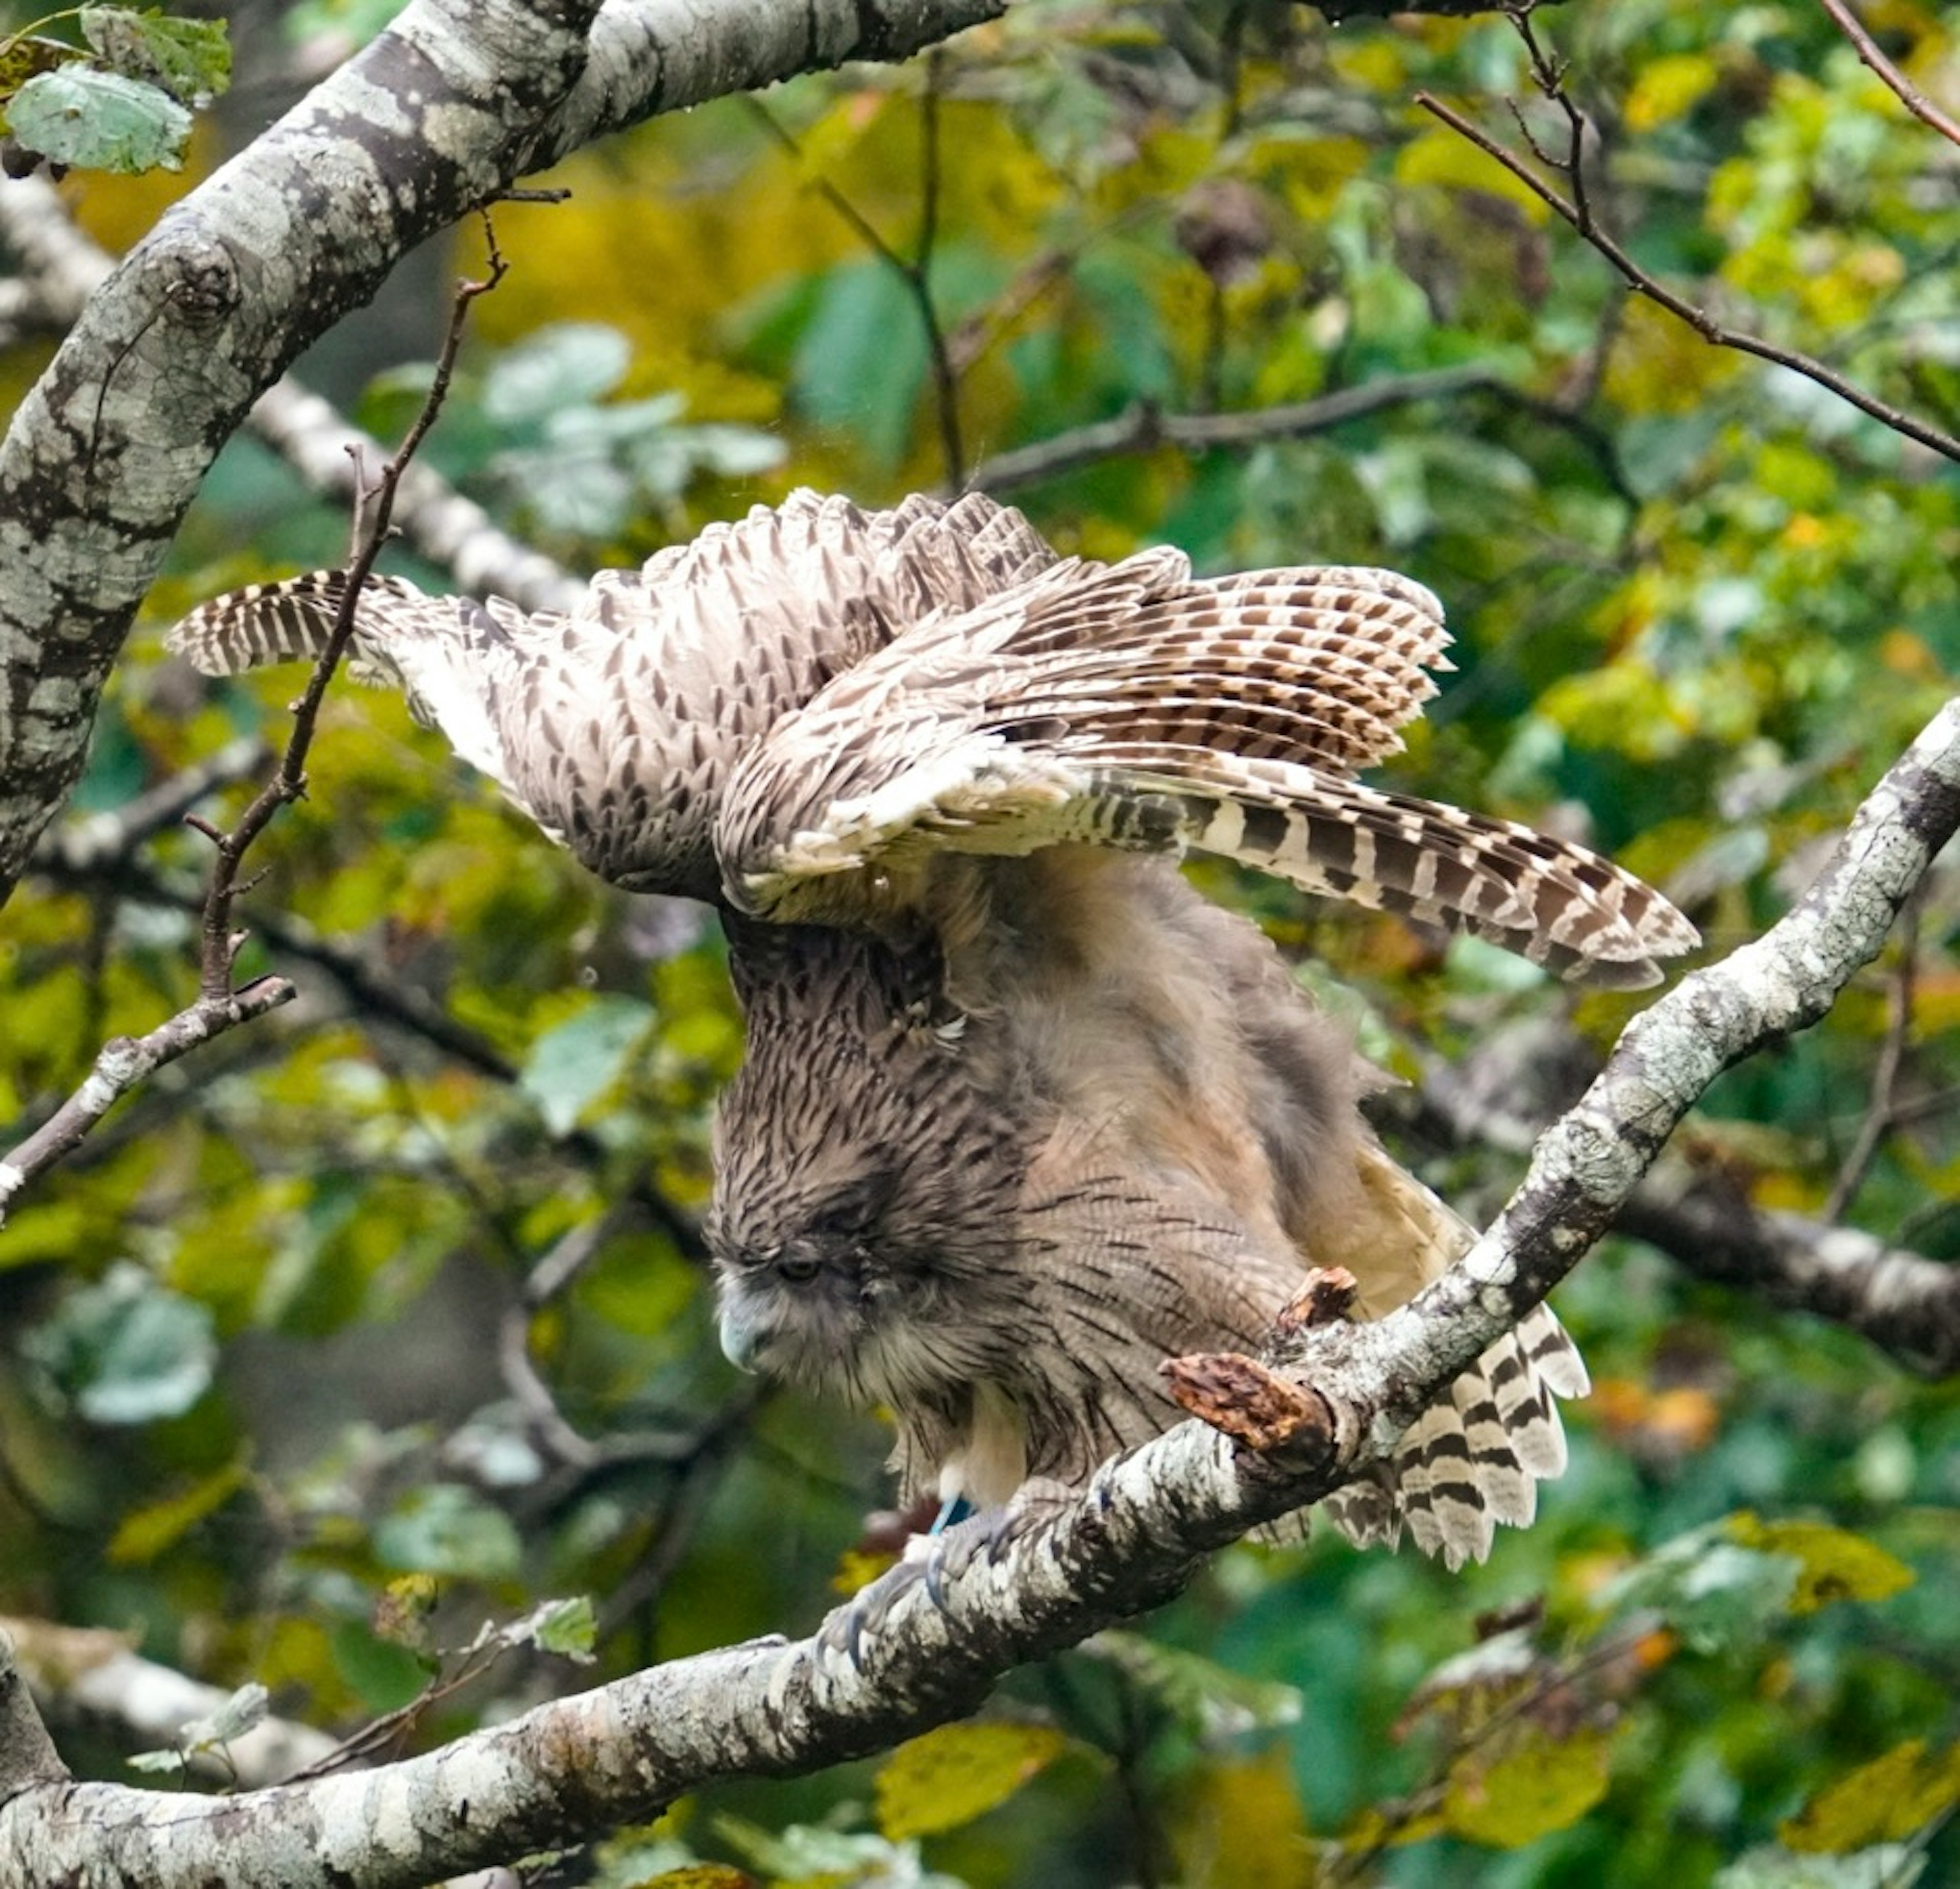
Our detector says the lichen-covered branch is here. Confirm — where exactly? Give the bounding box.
[0,979,298,1227]
[5,694,1952,1889]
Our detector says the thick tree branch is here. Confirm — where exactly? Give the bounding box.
[1614,1185,1959,1378]
[5,1619,338,1790]
[4,694,1952,1889]
[0,0,1004,904]
[1414,1061,1960,1381]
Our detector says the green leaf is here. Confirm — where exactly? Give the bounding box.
[1600,1522,1802,1653]
[1779,1740,1960,1853]
[108,1457,251,1564]
[791,261,928,473]
[80,8,231,103]
[6,66,192,174]
[714,1817,963,1884]
[525,1596,599,1662]
[375,1483,523,1580]
[519,996,656,1135]
[179,1681,270,1750]
[874,1720,1067,1841]
[25,1261,217,1424]
[482,322,632,425]
[1726,1514,1915,1613]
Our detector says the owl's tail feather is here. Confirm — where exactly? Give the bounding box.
[1311,1142,1589,1571]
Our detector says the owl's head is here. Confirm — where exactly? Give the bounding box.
[706,923,1027,1409]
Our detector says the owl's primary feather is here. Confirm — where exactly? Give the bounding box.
[169,489,1690,1563]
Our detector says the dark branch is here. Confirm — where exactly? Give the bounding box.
[1413,81,1960,464]
[1818,0,1960,148]
[964,366,1502,495]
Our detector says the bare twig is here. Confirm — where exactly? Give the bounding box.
[964,365,1499,493]
[746,74,966,485]
[191,236,510,1001]
[1817,0,1960,149]
[1413,83,1960,464]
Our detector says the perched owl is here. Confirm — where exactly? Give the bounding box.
[169,490,1696,1565]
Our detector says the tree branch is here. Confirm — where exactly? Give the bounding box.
[0,978,298,1226]
[6,692,1952,1889]
[963,365,1502,495]
[1,247,504,1226]
[1413,1057,1960,1382]
[1614,1184,1960,1378]
[1413,79,1960,464]
[0,177,583,618]
[1817,0,1960,150]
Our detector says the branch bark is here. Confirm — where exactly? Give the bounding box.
[5,692,1952,1889]
[0,0,1006,905]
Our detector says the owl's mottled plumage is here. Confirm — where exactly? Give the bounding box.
[169,489,1695,1565]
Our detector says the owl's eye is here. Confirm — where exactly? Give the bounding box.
[776,1255,821,1284]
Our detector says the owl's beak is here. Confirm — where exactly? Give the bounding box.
[718,1299,766,1373]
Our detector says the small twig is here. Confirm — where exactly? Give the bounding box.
[0,981,297,1224]
[1413,89,1960,464]
[190,229,509,1000]
[963,365,1498,493]
[1817,0,1960,149]
[1824,886,1922,1221]
[1509,3,1592,231]
[746,88,966,485]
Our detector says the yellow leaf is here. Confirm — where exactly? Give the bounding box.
[829,1547,898,1595]
[632,1871,756,1889]
[1393,129,1550,225]
[1443,1726,1613,1849]
[108,1458,251,1565]
[1625,53,1721,132]
[1780,1740,1960,1853]
[874,1720,1066,1841]
[1726,1515,1915,1613]
[1172,1750,1313,1888]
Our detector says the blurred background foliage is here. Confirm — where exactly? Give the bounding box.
[2,0,1957,1883]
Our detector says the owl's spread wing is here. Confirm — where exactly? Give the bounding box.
[164,490,1059,899]
[718,550,1697,984]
